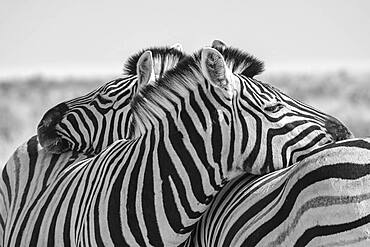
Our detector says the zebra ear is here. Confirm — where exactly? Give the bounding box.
[170,43,183,52]
[137,50,155,86]
[200,48,230,90]
[211,39,227,51]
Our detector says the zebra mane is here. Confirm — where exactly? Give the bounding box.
[123,47,187,77]
[214,46,265,78]
[129,51,201,135]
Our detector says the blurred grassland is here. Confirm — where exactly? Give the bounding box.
[1,71,370,166]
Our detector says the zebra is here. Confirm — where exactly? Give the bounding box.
[184,138,370,246]
[0,45,187,245]
[0,46,353,246]
[37,44,186,154]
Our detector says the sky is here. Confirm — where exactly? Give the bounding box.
[1,0,370,77]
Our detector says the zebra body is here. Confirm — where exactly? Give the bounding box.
[185,138,370,246]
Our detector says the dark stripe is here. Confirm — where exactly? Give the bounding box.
[189,91,207,131]
[297,139,370,163]
[126,134,147,246]
[198,85,225,181]
[94,117,107,154]
[118,111,125,139]
[93,182,105,247]
[107,109,116,147]
[295,213,370,246]
[1,168,11,213]
[42,153,61,188]
[142,129,163,245]
[227,115,236,171]
[236,106,249,153]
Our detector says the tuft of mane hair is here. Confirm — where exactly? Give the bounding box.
[128,51,202,137]
[130,47,264,114]
[129,48,265,128]
[128,47,265,137]
[123,47,187,76]
[213,46,264,78]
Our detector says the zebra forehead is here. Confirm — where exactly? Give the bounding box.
[123,46,187,76]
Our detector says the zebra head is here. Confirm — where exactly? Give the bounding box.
[211,40,353,144]
[130,46,353,176]
[37,45,187,154]
[200,47,352,174]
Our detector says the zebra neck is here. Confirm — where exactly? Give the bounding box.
[130,79,200,137]
[128,109,228,191]
[102,126,226,245]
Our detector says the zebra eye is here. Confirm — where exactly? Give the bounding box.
[264,102,285,113]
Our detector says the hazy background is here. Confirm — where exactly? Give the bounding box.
[1,0,370,166]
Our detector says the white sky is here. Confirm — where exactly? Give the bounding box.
[1,0,370,76]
